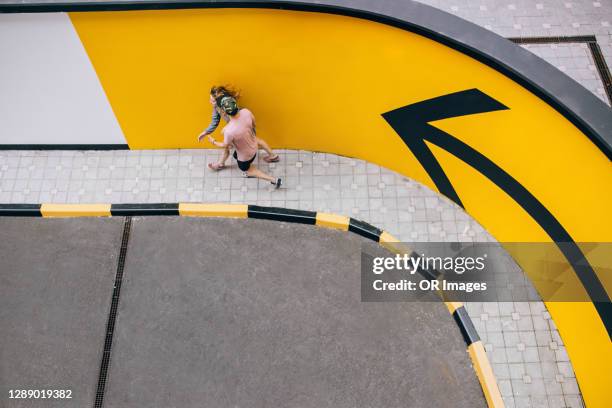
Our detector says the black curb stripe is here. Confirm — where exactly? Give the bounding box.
[348,218,382,242]
[0,203,42,216]
[247,205,316,224]
[110,203,179,216]
[453,306,480,346]
[94,216,131,408]
[0,144,129,151]
[410,251,442,280]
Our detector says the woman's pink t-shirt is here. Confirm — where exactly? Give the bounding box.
[222,109,258,161]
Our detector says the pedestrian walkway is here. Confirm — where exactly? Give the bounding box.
[416,0,612,65]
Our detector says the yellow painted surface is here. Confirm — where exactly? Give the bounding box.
[178,203,248,218]
[69,8,611,405]
[315,212,349,230]
[40,203,111,217]
[469,341,505,408]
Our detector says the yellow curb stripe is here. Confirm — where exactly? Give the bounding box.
[445,302,464,314]
[178,203,248,218]
[315,212,349,230]
[378,231,414,254]
[468,341,505,408]
[40,203,111,217]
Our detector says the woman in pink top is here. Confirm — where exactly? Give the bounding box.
[207,95,282,188]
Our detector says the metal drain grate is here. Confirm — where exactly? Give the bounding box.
[94,216,132,408]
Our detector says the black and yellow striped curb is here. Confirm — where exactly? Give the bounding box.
[0,202,504,407]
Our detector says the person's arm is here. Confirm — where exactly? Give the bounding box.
[208,128,230,148]
[208,136,228,148]
[197,108,221,141]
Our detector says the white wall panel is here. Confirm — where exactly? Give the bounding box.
[0,13,126,145]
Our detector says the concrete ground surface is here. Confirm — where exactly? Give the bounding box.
[0,218,124,408]
[0,216,486,408]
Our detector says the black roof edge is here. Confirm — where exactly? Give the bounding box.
[1,0,610,160]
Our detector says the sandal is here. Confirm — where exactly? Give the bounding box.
[263,154,280,163]
[208,162,225,171]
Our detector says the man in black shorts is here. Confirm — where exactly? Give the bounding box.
[207,95,282,189]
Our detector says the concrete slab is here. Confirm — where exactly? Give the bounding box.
[105,217,485,408]
[0,218,124,407]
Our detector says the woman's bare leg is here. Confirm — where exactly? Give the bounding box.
[256,138,278,159]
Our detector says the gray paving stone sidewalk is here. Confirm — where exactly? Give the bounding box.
[414,0,612,106]
[416,0,612,66]
[521,42,609,105]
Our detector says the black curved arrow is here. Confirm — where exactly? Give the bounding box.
[382,89,611,338]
